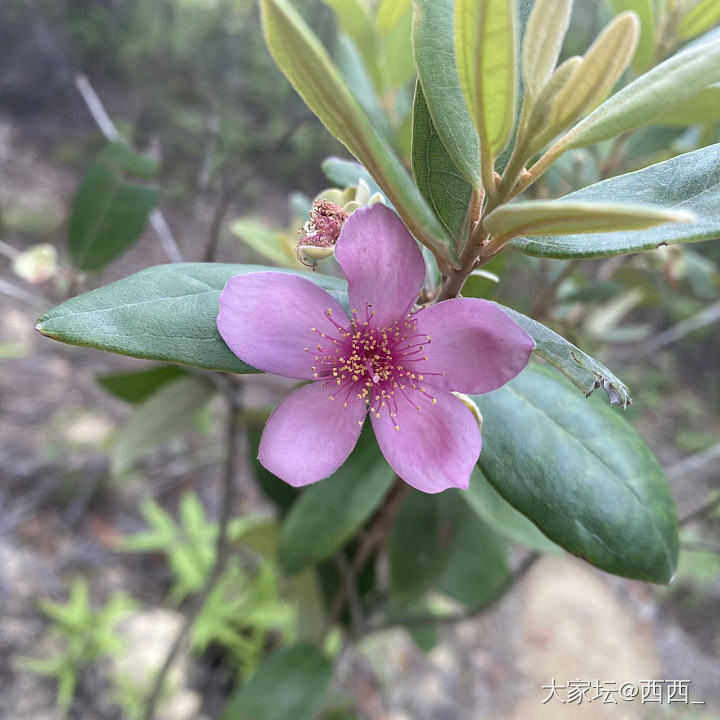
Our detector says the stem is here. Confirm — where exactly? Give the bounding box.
[142,381,241,720]
[354,552,539,639]
[678,491,720,526]
[322,481,409,639]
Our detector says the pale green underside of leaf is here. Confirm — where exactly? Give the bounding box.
[559,29,720,150]
[412,0,482,187]
[509,144,720,257]
[261,0,458,267]
[608,0,656,72]
[36,264,346,373]
[474,364,678,583]
[484,199,691,239]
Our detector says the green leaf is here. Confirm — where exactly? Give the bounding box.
[438,501,511,608]
[509,144,720,258]
[111,376,215,475]
[278,428,394,574]
[221,643,332,720]
[608,0,656,71]
[549,12,639,133]
[389,490,463,604]
[484,199,692,241]
[231,219,294,266]
[463,467,561,552]
[321,157,383,196]
[495,303,632,407]
[260,0,458,268]
[678,0,720,39]
[322,0,382,91]
[376,0,411,32]
[413,0,482,187]
[69,143,159,271]
[36,263,347,373]
[380,3,416,89]
[411,82,474,242]
[96,365,186,403]
[652,83,720,126]
[454,0,517,162]
[473,364,679,583]
[559,30,720,152]
[521,0,573,103]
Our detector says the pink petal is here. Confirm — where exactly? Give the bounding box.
[335,205,425,327]
[218,272,349,379]
[371,390,481,493]
[259,381,367,486]
[413,298,534,394]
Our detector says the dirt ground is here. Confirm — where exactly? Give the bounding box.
[1,103,719,720]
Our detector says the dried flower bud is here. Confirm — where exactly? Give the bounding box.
[296,199,349,268]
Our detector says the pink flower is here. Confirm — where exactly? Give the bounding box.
[217,205,534,493]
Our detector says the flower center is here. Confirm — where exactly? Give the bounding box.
[305,305,445,431]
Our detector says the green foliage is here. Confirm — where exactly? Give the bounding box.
[510,144,720,258]
[111,375,215,475]
[68,142,159,271]
[474,364,679,583]
[96,365,187,403]
[22,579,135,711]
[36,264,346,374]
[389,490,464,605]
[221,643,332,720]
[278,427,394,574]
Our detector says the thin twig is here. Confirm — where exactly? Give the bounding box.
[322,481,409,639]
[354,552,540,639]
[0,278,50,309]
[681,541,720,554]
[333,552,364,638]
[73,73,184,264]
[679,491,720,527]
[636,299,720,356]
[667,441,720,483]
[142,382,241,720]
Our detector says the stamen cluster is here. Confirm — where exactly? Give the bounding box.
[305,305,443,431]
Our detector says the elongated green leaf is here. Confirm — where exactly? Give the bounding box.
[96,365,186,403]
[221,643,332,720]
[112,376,215,475]
[608,0,656,71]
[474,364,679,583]
[522,0,573,102]
[559,30,720,151]
[455,0,517,157]
[413,0,482,187]
[322,0,382,91]
[231,219,294,266]
[678,0,720,39]
[412,82,474,242]
[464,467,561,552]
[36,263,347,373]
[494,303,632,407]
[390,490,463,604]
[509,144,720,257]
[551,12,639,129]
[278,429,394,574]
[438,501,511,608]
[69,143,158,271]
[652,84,720,126]
[261,0,458,267]
[376,0,410,32]
[321,157,383,196]
[485,199,692,240]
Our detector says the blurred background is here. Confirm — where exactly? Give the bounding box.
[1,0,719,718]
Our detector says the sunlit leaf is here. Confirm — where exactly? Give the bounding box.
[260,0,458,267]
[678,0,720,39]
[608,0,656,71]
